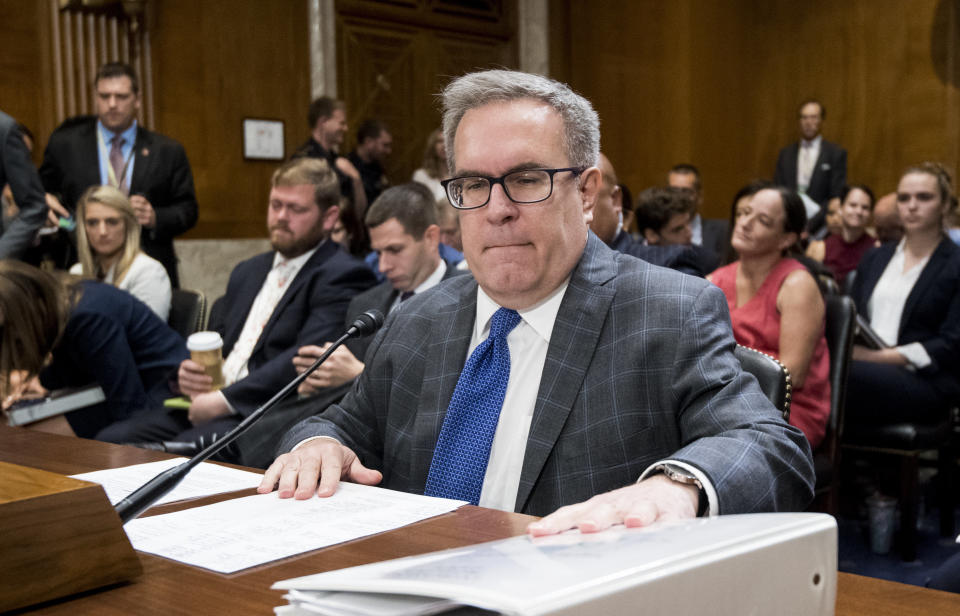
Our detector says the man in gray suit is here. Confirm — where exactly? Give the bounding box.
[259,70,814,534]
[0,111,48,259]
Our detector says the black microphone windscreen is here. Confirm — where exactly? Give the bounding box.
[350,309,384,336]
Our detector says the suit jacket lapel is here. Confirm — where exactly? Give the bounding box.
[515,233,617,511]
[223,252,274,352]
[83,122,102,189]
[129,127,151,194]
[255,242,333,355]
[899,238,951,338]
[410,281,477,491]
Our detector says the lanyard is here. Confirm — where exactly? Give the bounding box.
[96,128,136,190]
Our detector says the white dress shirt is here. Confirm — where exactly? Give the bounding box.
[222,245,319,385]
[867,239,933,368]
[797,135,822,193]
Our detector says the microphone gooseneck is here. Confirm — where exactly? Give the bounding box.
[114,310,385,523]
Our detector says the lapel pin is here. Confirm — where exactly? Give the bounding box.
[141,147,150,157]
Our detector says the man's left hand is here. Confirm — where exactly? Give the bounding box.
[526,473,699,536]
[130,194,156,228]
[188,391,230,425]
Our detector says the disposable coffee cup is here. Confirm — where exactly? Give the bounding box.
[186,331,225,390]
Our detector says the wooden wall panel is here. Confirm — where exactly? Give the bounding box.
[150,0,310,239]
[0,0,56,163]
[336,0,516,188]
[554,0,960,219]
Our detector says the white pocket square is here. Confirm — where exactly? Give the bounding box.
[820,163,831,170]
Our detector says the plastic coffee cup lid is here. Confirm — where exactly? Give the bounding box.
[187,331,223,351]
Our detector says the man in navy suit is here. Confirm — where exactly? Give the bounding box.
[293,182,468,396]
[259,70,813,531]
[39,63,197,287]
[98,157,376,447]
[773,100,847,235]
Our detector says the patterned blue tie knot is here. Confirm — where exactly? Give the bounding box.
[424,307,522,505]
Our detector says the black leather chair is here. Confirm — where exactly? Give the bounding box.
[840,292,957,560]
[168,289,206,338]
[734,345,791,422]
[810,295,856,515]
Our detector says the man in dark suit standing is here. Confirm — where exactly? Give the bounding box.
[38,63,197,287]
[0,111,48,259]
[773,100,847,235]
[260,70,813,531]
[97,157,376,447]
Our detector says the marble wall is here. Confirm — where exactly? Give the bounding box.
[175,238,271,305]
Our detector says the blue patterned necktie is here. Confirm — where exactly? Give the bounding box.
[424,307,522,504]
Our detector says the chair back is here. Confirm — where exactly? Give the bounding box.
[168,289,206,338]
[734,345,792,422]
[822,295,857,449]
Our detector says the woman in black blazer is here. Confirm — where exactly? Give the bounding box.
[847,162,960,425]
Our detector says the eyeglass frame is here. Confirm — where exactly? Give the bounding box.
[441,166,587,210]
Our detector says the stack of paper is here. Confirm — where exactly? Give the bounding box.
[273,513,838,616]
[123,483,466,573]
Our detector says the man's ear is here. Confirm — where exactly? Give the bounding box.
[579,166,601,224]
[322,205,341,232]
[643,228,661,245]
[422,223,440,248]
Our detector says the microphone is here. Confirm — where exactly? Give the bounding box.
[114,309,385,523]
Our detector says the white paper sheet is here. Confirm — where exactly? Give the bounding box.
[70,458,262,506]
[123,483,466,574]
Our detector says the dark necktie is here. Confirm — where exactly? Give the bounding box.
[399,291,414,302]
[424,307,521,504]
[110,135,127,193]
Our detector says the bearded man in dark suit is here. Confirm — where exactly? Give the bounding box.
[260,70,814,533]
[39,62,197,287]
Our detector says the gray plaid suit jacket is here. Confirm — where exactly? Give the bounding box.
[280,233,815,516]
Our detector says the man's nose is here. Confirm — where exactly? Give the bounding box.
[485,183,517,220]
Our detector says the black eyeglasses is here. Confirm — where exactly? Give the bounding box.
[441,167,586,210]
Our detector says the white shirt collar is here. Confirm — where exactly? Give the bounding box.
[273,241,322,270]
[475,279,570,344]
[801,135,822,149]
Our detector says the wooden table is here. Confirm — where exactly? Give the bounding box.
[3,424,960,615]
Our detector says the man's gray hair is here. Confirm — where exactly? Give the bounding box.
[440,69,600,172]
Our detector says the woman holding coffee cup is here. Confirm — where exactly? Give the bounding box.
[69,185,172,320]
[0,260,187,440]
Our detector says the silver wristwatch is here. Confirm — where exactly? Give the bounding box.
[651,463,707,516]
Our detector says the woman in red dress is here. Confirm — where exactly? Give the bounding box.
[709,186,831,448]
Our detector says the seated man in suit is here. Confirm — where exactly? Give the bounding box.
[98,157,377,448]
[593,154,709,277]
[773,99,847,236]
[667,163,728,258]
[293,181,468,394]
[635,185,719,275]
[0,111,47,259]
[259,69,814,534]
[39,62,197,286]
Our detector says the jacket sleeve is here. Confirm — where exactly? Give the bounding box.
[0,121,48,258]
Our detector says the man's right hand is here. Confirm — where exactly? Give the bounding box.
[257,438,383,499]
[45,193,69,227]
[178,359,213,398]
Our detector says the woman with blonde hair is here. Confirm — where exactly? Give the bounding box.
[846,162,960,427]
[70,185,171,319]
[411,128,448,201]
